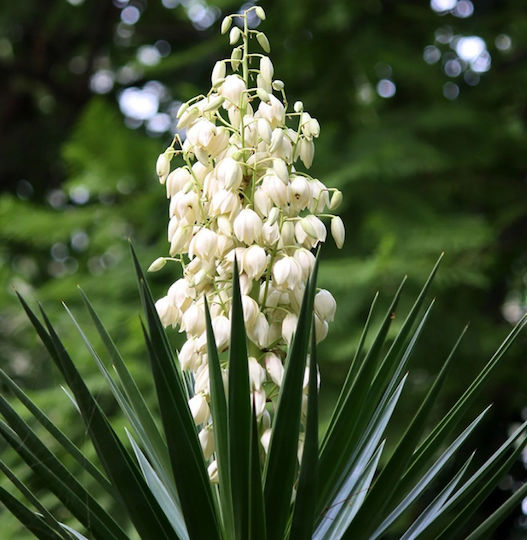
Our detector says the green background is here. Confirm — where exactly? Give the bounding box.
[1,0,526,537]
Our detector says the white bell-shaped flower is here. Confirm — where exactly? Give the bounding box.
[233,208,263,244]
[188,394,210,425]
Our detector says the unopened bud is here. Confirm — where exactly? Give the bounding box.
[221,16,232,34]
[211,60,226,85]
[255,6,266,20]
[272,80,284,91]
[229,26,241,45]
[329,190,343,210]
[176,101,189,119]
[331,216,345,249]
[148,257,166,272]
[294,101,303,113]
[256,32,270,52]
[231,47,242,71]
[156,152,171,183]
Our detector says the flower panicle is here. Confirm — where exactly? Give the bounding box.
[151,6,344,466]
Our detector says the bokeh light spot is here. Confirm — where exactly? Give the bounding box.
[376,79,396,98]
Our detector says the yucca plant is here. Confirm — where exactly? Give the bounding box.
[1,6,527,539]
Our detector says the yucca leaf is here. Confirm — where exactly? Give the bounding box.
[0,485,61,540]
[289,319,319,540]
[79,289,173,486]
[0,392,125,539]
[401,453,474,540]
[141,322,219,539]
[428,418,527,527]
[126,430,189,540]
[0,419,124,539]
[436,435,527,540]
[409,313,527,478]
[316,374,408,539]
[19,294,177,539]
[130,244,187,399]
[0,460,71,539]
[0,368,113,496]
[228,257,252,540]
[325,255,442,509]
[326,291,379,435]
[318,277,405,509]
[372,406,491,539]
[204,296,235,538]
[248,403,266,540]
[264,256,318,540]
[464,481,527,540]
[347,324,467,538]
[325,440,386,540]
[64,302,177,504]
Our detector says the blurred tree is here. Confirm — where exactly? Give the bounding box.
[1,0,526,537]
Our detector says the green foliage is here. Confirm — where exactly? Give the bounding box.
[0,254,525,539]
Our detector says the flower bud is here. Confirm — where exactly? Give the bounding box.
[265,352,284,386]
[272,79,284,91]
[229,26,241,45]
[329,190,343,210]
[148,257,166,272]
[156,152,171,183]
[221,16,232,34]
[199,428,215,460]
[255,6,266,20]
[231,47,242,71]
[294,101,303,113]
[256,31,270,52]
[299,138,315,168]
[249,357,266,390]
[331,216,345,249]
[211,60,226,85]
[260,56,274,83]
[315,289,337,322]
[188,394,210,425]
[176,101,189,119]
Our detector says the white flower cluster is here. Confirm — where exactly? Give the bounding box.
[151,7,344,468]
